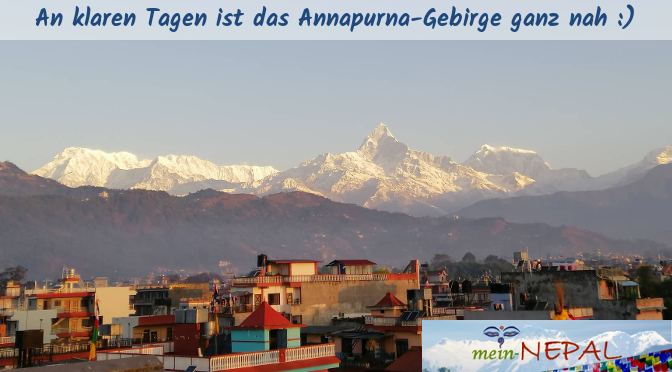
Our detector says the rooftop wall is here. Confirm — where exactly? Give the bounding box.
[292,278,419,325]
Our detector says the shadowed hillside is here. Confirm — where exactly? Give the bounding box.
[458,163,672,245]
[0,162,667,279]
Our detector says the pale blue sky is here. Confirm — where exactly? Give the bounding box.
[1,42,670,174]
[423,320,672,348]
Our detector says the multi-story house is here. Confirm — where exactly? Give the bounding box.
[132,283,210,316]
[224,256,421,326]
[3,269,136,345]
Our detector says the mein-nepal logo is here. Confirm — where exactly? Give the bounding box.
[474,326,622,362]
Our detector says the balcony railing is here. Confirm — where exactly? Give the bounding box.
[0,336,15,345]
[285,344,335,362]
[214,304,257,314]
[97,344,336,371]
[233,273,415,285]
[365,316,398,327]
[365,315,456,327]
[56,306,89,314]
[25,287,95,295]
[52,326,92,335]
[210,349,279,370]
[103,345,165,356]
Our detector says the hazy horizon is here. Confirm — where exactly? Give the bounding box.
[1,42,670,176]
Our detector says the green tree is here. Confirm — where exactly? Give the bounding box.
[462,252,476,263]
[166,274,182,283]
[374,267,390,274]
[635,265,656,298]
[484,255,500,262]
[185,272,221,283]
[0,266,28,288]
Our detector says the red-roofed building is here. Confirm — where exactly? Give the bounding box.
[237,302,300,330]
[368,292,406,318]
[229,302,306,353]
[99,302,340,371]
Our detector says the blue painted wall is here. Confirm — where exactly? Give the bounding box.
[287,327,301,348]
[231,329,269,353]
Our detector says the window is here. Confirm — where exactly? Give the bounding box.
[396,339,409,358]
[54,300,62,307]
[268,293,281,305]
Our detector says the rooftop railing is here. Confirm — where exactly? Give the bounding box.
[233,273,415,285]
[0,336,14,345]
[285,344,335,362]
[365,315,456,327]
[25,287,95,295]
[210,349,279,370]
[97,343,336,371]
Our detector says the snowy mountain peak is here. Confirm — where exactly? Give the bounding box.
[53,147,149,169]
[34,148,278,192]
[357,123,408,163]
[367,123,395,141]
[478,144,538,155]
[643,146,672,166]
[465,144,551,178]
[32,147,151,187]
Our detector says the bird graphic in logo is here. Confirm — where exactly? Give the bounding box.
[483,326,520,349]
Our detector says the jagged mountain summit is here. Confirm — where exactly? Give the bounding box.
[464,144,592,195]
[32,147,278,193]
[254,124,511,215]
[31,124,672,216]
[464,144,551,178]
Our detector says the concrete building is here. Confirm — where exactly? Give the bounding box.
[132,283,210,316]
[500,269,664,320]
[112,314,175,343]
[226,257,420,326]
[329,289,457,366]
[2,269,136,345]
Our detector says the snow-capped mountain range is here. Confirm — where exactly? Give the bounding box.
[32,124,672,216]
[33,147,278,192]
[422,325,671,372]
